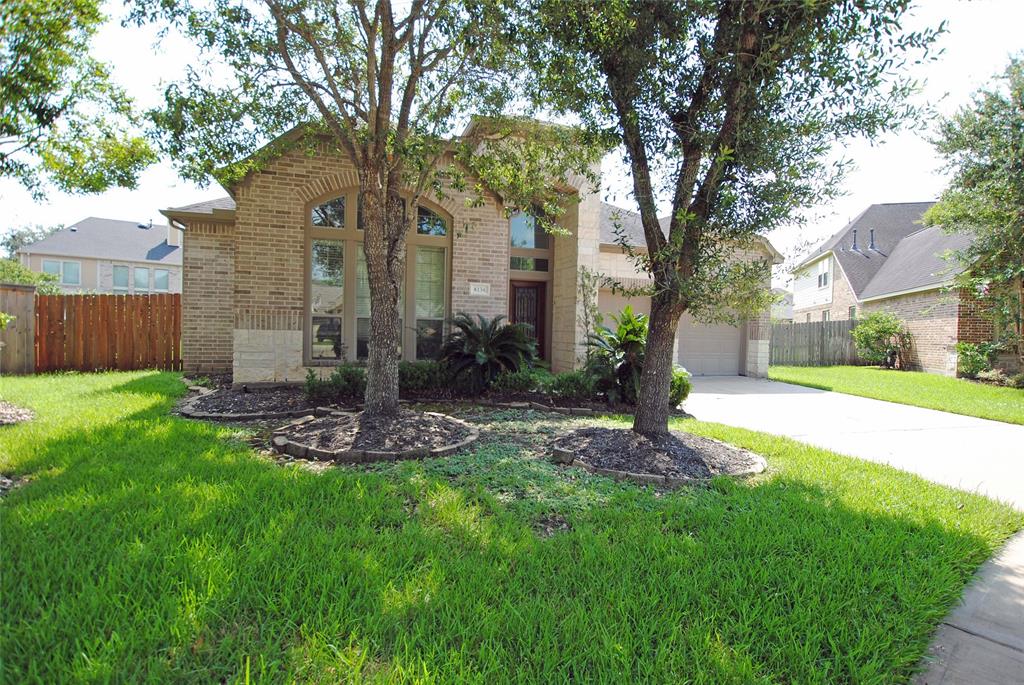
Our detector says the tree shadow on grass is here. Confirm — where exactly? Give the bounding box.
[2,372,1021,684]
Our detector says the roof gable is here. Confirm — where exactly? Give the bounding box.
[798,201,935,296]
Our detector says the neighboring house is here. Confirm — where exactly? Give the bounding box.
[771,288,794,323]
[16,218,183,294]
[793,202,990,375]
[161,125,780,384]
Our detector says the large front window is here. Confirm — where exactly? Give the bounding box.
[306,190,450,364]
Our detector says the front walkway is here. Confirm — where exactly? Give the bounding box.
[687,376,1024,685]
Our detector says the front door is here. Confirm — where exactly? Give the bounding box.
[509,281,546,359]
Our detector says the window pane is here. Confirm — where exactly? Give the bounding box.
[417,206,447,236]
[310,240,344,314]
[113,265,129,288]
[415,247,445,319]
[42,260,60,275]
[134,267,149,290]
[416,320,443,360]
[153,269,169,291]
[509,256,549,272]
[62,262,80,284]
[312,197,345,228]
[311,316,344,360]
[510,211,548,249]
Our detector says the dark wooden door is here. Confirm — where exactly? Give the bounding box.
[509,281,545,358]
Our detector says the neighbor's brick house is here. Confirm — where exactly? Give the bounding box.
[793,202,993,375]
[163,126,780,385]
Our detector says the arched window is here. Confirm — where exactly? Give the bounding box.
[306,191,451,365]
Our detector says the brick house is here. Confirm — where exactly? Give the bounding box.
[162,130,780,384]
[793,202,992,375]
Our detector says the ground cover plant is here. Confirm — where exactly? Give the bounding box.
[2,372,1021,683]
[769,365,1024,425]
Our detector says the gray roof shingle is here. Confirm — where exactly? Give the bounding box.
[167,196,236,214]
[798,201,935,296]
[17,217,181,265]
[859,226,971,300]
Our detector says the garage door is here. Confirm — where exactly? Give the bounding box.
[676,313,743,376]
[598,291,743,376]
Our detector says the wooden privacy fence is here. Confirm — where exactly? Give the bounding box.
[0,283,36,375]
[34,293,182,373]
[770,319,865,367]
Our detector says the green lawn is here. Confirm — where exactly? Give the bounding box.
[2,372,1021,684]
[769,365,1024,425]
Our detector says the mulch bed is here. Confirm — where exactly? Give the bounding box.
[0,400,34,427]
[552,427,765,482]
[280,409,472,457]
[186,386,322,416]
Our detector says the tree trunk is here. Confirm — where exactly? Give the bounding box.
[360,176,406,418]
[632,292,685,435]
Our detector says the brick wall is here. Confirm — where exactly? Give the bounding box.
[862,289,960,375]
[182,222,234,373]
[956,288,995,345]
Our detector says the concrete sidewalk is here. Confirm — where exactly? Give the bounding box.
[913,531,1024,684]
[686,377,1024,684]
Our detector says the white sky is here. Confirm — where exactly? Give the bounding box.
[1,0,1021,286]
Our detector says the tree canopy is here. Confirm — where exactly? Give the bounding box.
[1,224,61,258]
[509,0,941,433]
[925,56,1024,365]
[0,0,155,196]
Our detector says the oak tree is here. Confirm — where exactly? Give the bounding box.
[512,0,940,433]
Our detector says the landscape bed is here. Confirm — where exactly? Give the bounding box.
[1,371,1021,683]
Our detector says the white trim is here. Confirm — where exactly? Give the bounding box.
[860,281,951,303]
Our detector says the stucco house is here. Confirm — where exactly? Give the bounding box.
[17,218,183,294]
[161,129,780,385]
[793,202,992,375]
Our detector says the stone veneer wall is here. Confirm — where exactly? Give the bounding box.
[862,289,960,375]
[550,190,601,371]
[182,221,234,373]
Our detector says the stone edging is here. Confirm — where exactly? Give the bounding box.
[549,440,767,488]
[271,411,480,464]
[177,384,342,421]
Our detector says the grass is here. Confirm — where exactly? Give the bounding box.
[769,364,1024,425]
[1,372,1021,684]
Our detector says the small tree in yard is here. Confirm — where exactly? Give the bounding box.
[925,56,1024,371]
[133,0,599,418]
[851,312,912,370]
[510,0,940,434]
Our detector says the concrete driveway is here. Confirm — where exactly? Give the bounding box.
[686,376,1024,509]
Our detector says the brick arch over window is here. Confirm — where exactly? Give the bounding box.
[297,175,461,220]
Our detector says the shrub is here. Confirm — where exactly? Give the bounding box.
[398,360,447,392]
[491,367,552,393]
[440,313,537,392]
[669,366,692,408]
[1007,373,1024,389]
[0,258,61,295]
[547,370,596,403]
[0,312,14,330]
[852,312,912,369]
[586,305,648,404]
[955,341,998,378]
[303,364,366,401]
[975,368,1008,385]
